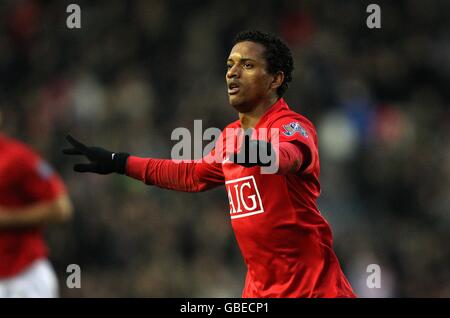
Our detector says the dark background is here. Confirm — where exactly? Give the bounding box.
[0,0,449,297]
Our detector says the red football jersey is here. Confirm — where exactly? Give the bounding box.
[220,99,355,297]
[0,134,65,278]
[127,98,355,297]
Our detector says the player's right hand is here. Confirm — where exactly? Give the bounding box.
[62,135,129,175]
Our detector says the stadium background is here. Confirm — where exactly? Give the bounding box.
[0,0,449,297]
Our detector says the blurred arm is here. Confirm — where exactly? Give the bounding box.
[0,192,73,229]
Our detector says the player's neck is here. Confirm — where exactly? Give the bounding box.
[239,96,278,130]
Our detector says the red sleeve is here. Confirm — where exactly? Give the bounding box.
[125,150,225,192]
[19,153,66,203]
[277,142,304,175]
[270,117,319,175]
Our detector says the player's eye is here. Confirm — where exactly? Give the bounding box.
[227,63,233,70]
[243,62,253,69]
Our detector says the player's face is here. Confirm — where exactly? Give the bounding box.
[226,41,275,113]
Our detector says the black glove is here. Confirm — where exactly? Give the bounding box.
[62,135,129,175]
[230,133,275,168]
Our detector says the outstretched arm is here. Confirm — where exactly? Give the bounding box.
[126,156,224,192]
[63,135,225,193]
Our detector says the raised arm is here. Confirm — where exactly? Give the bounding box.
[0,193,73,229]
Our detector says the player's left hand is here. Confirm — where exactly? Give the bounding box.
[230,133,275,168]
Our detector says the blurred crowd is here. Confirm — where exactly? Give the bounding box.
[0,0,449,297]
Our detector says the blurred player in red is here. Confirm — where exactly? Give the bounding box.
[0,110,73,297]
[64,30,355,297]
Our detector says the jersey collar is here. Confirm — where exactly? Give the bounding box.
[254,98,289,129]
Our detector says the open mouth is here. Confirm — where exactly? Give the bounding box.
[228,82,240,95]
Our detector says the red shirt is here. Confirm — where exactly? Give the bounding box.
[0,134,65,278]
[127,98,355,297]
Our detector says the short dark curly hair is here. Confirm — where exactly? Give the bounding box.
[233,30,294,97]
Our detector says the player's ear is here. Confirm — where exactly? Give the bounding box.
[270,71,284,91]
